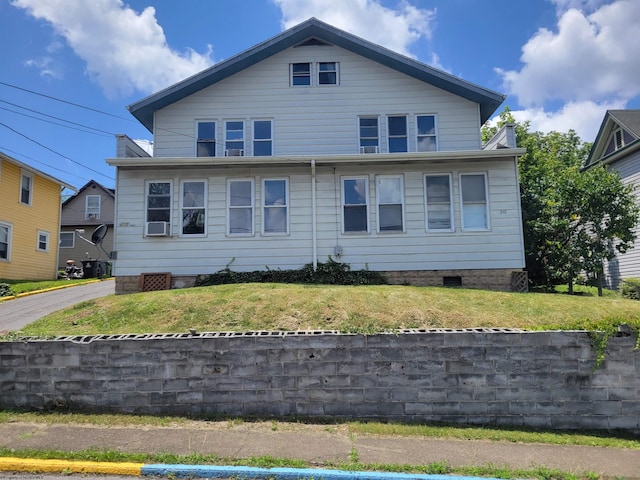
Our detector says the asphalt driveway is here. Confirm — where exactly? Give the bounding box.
[0,279,115,332]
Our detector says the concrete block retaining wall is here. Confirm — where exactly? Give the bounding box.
[1,330,638,432]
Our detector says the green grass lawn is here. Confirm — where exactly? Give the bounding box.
[0,277,98,296]
[12,282,640,337]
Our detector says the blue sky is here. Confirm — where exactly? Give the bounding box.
[1,0,639,191]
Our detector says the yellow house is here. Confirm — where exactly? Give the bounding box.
[0,151,76,280]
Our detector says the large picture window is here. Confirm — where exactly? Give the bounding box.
[460,173,489,230]
[376,175,404,232]
[197,121,216,157]
[425,174,453,231]
[228,179,254,235]
[146,181,172,223]
[342,177,369,233]
[388,116,408,153]
[0,223,11,261]
[181,180,206,235]
[263,179,288,234]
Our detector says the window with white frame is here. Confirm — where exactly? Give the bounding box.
[460,173,489,230]
[388,116,408,153]
[263,179,288,234]
[425,174,453,231]
[37,230,49,252]
[228,179,254,235]
[60,231,74,248]
[146,181,172,223]
[20,171,33,205]
[417,115,437,152]
[181,180,207,235]
[253,120,273,156]
[225,121,244,156]
[0,223,11,260]
[85,195,101,219]
[291,63,311,86]
[197,121,216,157]
[359,117,379,153]
[318,62,338,85]
[342,177,369,233]
[376,175,404,232]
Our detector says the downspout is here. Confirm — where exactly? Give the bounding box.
[311,159,317,271]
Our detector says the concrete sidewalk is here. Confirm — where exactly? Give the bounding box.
[0,421,638,479]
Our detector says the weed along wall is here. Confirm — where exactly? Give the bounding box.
[1,329,639,432]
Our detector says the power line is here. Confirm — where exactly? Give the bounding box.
[0,145,88,184]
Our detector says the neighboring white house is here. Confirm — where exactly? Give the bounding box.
[107,17,526,294]
[584,109,640,289]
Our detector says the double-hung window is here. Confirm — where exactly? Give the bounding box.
[318,62,338,85]
[263,179,288,235]
[181,180,207,235]
[388,116,408,153]
[225,121,244,156]
[0,223,11,261]
[342,177,369,233]
[425,174,453,231]
[197,121,216,157]
[359,117,379,153]
[85,195,101,219]
[228,179,254,235]
[460,173,489,230]
[20,171,33,205]
[417,115,437,152]
[376,175,404,232]
[291,63,311,86]
[253,120,273,156]
[37,230,49,252]
[146,181,172,223]
[60,231,74,248]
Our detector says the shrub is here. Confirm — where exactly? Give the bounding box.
[620,278,640,300]
[0,283,15,297]
[196,258,387,287]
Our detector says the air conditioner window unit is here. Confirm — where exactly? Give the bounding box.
[225,149,245,157]
[146,221,169,236]
[360,145,379,154]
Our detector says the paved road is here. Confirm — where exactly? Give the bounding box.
[0,279,115,332]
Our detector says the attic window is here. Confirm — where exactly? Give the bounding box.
[295,37,332,47]
[291,63,311,86]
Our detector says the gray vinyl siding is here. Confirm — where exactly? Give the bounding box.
[112,158,523,277]
[152,45,480,158]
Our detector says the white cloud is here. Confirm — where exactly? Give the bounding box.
[12,0,214,97]
[273,0,435,58]
[24,56,62,80]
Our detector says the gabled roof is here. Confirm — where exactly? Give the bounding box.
[585,109,640,168]
[0,150,76,191]
[128,17,505,132]
[62,179,114,208]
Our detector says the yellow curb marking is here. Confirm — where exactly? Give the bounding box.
[0,457,143,476]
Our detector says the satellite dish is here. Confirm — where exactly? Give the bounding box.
[91,224,108,245]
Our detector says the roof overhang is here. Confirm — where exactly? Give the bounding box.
[0,151,76,191]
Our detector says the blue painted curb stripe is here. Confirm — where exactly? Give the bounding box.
[142,464,502,480]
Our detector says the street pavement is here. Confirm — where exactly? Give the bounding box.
[0,279,114,331]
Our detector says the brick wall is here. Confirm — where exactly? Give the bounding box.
[1,330,638,432]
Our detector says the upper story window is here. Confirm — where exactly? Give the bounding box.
[291,63,311,86]
[0,222,11,261]
[197,121,216,157]
[228,179,254,235]
[417,115,437,152]
[253,120,273,156]
[146,181,172,223]
[460,173,489,231]
[181,180,207,236]
[425,174,453,231]
[376,175,404,232]
[60,231,74,248]
[263,178,288,235]
[342,177,369,233]
[359,117,379,154]
[318,62,338,85]
[225,121,245,156]
[20,171,33,205]
[37,230,49,252]
[85,195,101,219]
[388,116,408,153]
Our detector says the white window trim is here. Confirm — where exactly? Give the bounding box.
[180,179,208,237]
[318,61,339,86]
[262,178,289,236]
[424,173,454,233]
[145,179,173,233]
[253,119,274,157]
[290,62,312,87]
[37,230,49,253]
[85,194,101,220]
[20,170,33,206]
[227,178,255,236]
[196,120,217,157]
[60,231,75,248]
[459,172,490,231]
[376,175,405,233]
[0,221,11,262]
[341,176,370,234]
[224,120,245,156]
[358,116,380,154]
[387,115,408,153]
[416,114,439,152]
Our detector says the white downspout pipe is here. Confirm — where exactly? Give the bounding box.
[311,159,317,271]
